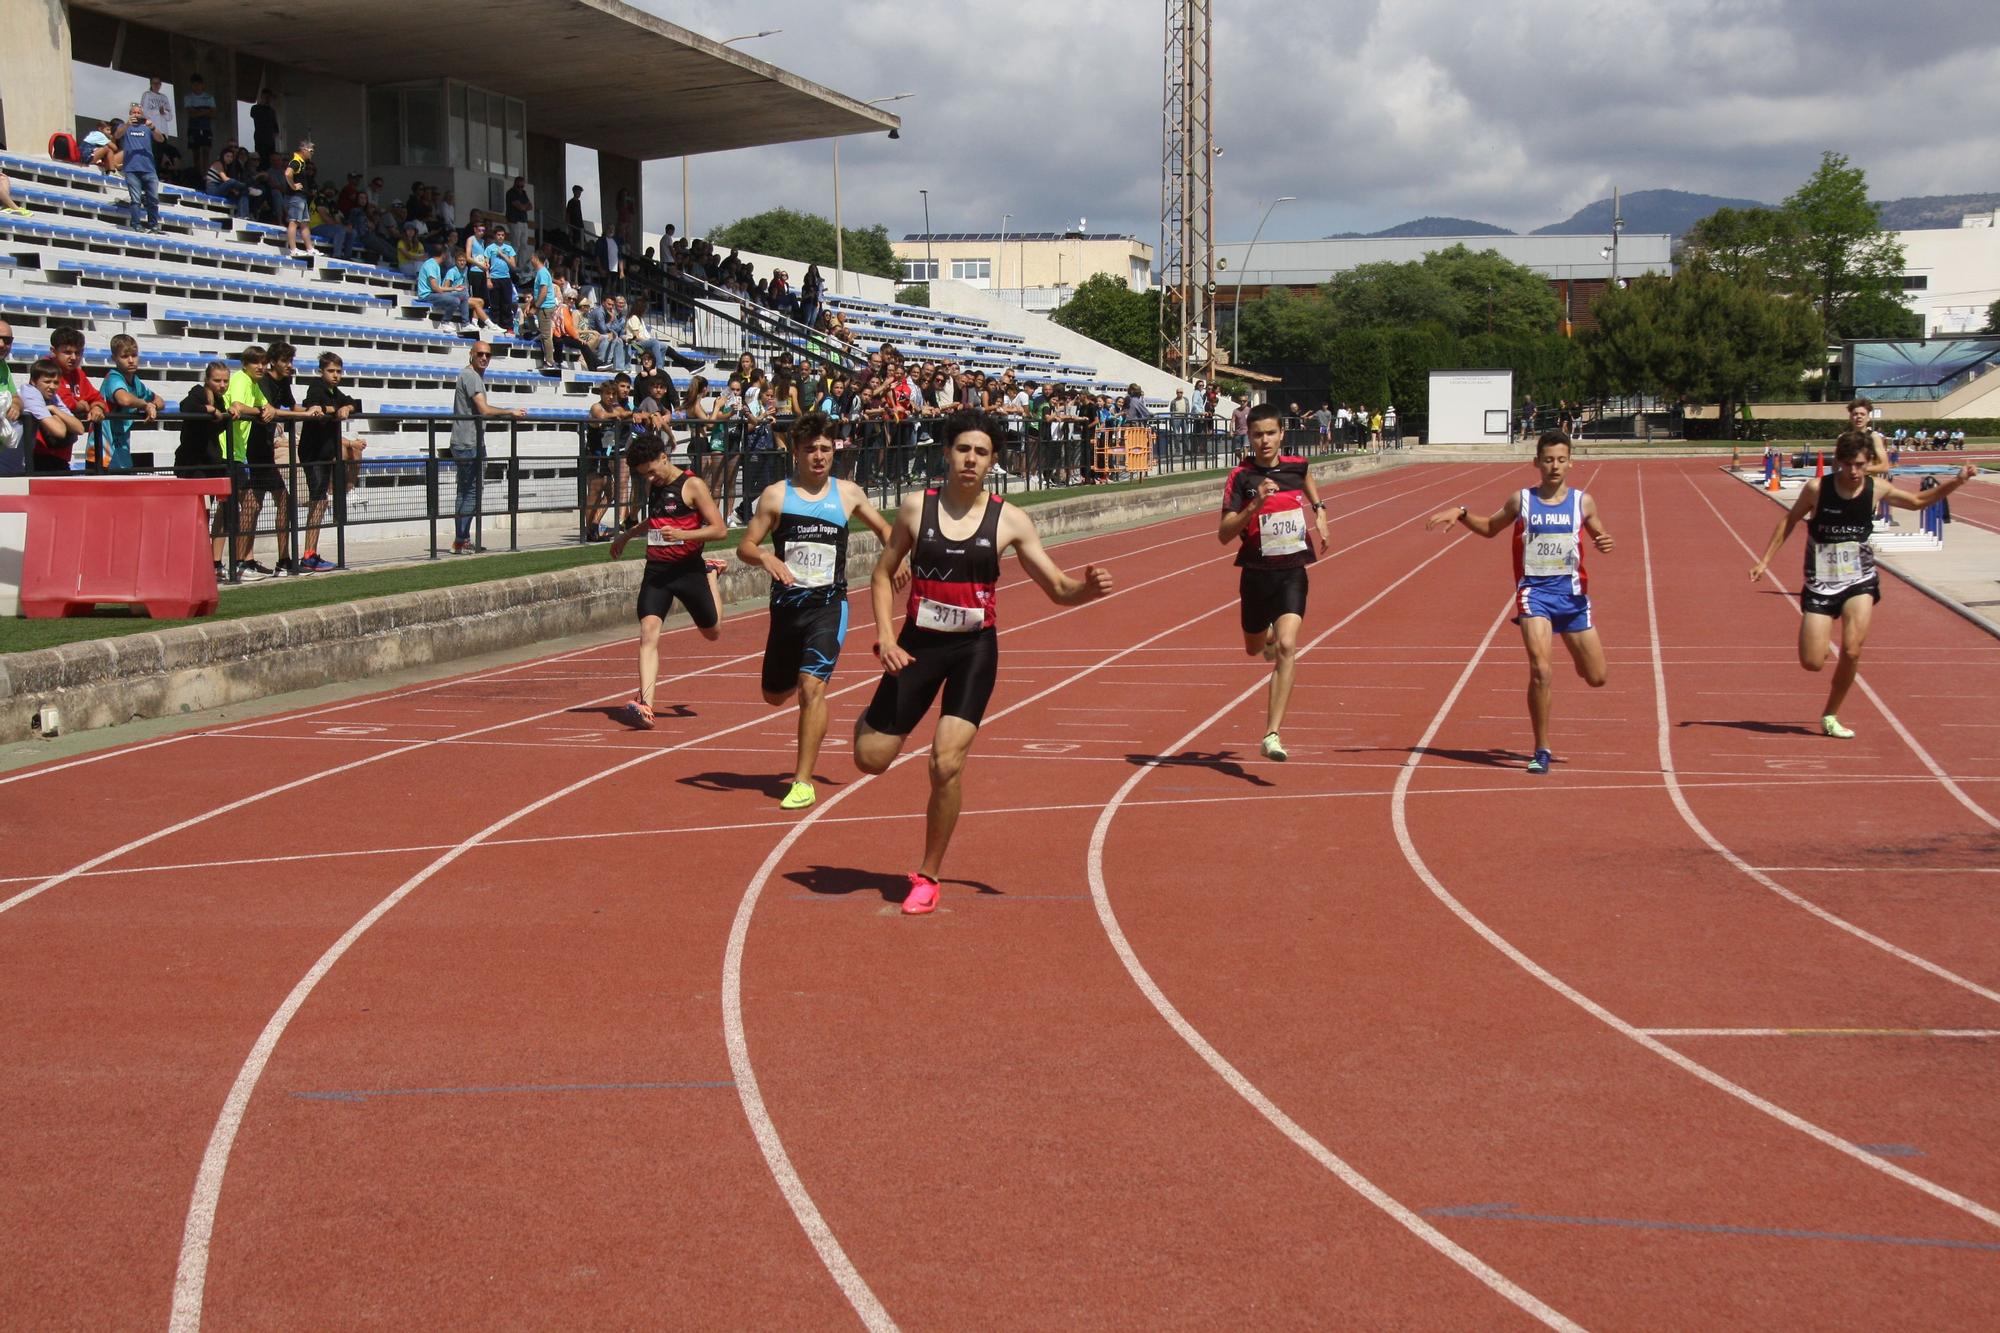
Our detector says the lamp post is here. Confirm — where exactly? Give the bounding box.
[1230,195,1294,367]
[920,187,933,286]
[833,92,913,295]
[684,29,782,239]
[1000,211,1010,300]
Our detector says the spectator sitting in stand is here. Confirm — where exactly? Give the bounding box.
[396,223,426,276]
[580,293,626,371]
[439,190,458,233]
[96,332,162,472]
[84,119,120,175]
[308,189,354,258]
[203,146,257,216]
[417,240,480,332]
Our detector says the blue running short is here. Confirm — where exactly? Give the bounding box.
[1514,583,1593,634]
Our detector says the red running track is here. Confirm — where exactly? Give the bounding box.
[1,459,1996,1328]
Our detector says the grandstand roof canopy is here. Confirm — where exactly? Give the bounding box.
[71,0,899,161]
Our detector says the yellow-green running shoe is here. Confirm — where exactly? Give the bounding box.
[780,780,817,810]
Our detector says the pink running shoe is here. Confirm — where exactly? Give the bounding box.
[901,873,940,915]
[626,697,655,730]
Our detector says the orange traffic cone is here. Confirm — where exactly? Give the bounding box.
[1766,466,1781,492]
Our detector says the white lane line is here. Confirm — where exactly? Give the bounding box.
[716,471,1490,1333]
[162,506,1313,1332]
[1642,1028,2000,1039]
[1683,471,2000,832]
[1754,865,2000,875]
[1642,477,2000,1005]
[1086,530,1578,1327]
[1388,550,2000,1239]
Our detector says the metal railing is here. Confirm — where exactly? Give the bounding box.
[33,410,1370,584]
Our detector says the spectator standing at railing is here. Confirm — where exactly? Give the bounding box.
[19,359,86,474]
[48,328,108,449]
[95,334,161,473]
[183,75,216,171]
[452,342,525,555]
[140,78,175,140]
[565,185,586,247]
[505,176,532,225]
[118,104,164,234]
[1385,404,1399,446]
[297,351,362,572]
[585,373,634,541]
[175,360,231,570]
[250,341,319,577]
[0,321,22,468]
[222,346,279,575]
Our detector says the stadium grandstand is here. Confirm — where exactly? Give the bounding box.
[0,1,1208,575]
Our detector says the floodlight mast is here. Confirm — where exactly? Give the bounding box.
[1159,0,1216,375]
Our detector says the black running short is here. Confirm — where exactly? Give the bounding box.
[862,625,999,734]
[247,463,287,498]
[636,558,717,627]
[1239,565,1309,634]
[762,597,849,693]
[1801,579,1879,619]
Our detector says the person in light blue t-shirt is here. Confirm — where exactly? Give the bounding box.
[484,225,518,332]
[97,332,162,472]
[529,251,559,370]
[416,240,473,328]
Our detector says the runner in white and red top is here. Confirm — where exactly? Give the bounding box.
[1218,403,1330,762]
[856,408,1114,915]
[1426,430,1614,774]
[609,434,729,730]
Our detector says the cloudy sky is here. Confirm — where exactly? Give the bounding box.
[629,0,2000,243]
[72,0,2000,242]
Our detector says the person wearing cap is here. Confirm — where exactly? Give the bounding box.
[283,138,316,257]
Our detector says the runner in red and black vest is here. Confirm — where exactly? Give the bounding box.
[857,409,1114,915]
[609,434,729,730]
[1219,403,1330,763]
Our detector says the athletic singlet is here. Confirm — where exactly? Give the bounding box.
[642,471,704,563]
[905,489,1003,633]
[1805,476,1875,595]
[1223,456,1314,570]
[772,478,850,608]
[1512,487,1588,596]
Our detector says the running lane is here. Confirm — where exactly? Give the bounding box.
[1098,460,2000,1329]
[669,470,1587,1327]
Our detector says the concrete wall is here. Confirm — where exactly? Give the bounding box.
[0,0,76,152]
[1898,221,2000,336]
[893,236,1153,293]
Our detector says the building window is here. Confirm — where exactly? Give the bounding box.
[1901,275,1929,291]
[950,258,992,281]
[901,259,939,281]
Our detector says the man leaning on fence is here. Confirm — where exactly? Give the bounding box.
[452,342,525,555]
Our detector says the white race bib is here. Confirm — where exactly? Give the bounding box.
[1258,507,1307,557]
[786,541,838,588]
[1812,541,1863,585]
[915,597,985,633]
[1522,532,1578,578]
[646,526,684,548]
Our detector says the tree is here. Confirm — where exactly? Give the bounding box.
[1324,261,1462,332]
[1582,269,1823,425]
[1783,152,1905,338]
[1050,275,1160,365]
[1417,245,1562,339]
[1680,205,1804,287]
[897,283,930,307]
[1985,298,2000,333]
[707,208,900,279]
[1235,285,1341,365]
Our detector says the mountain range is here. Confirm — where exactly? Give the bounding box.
[1324,188,2000,240]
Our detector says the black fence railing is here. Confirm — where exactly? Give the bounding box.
[27,412,1368,585]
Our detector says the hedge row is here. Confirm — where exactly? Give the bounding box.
[1684,416,2000,442]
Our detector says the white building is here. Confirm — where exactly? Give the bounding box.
[1898,212,2000,335]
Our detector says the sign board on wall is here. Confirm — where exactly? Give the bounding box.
[1428,369,1515,445]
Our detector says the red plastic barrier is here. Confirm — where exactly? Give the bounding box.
[17,477,230,619]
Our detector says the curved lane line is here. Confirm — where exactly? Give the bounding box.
[1084,528,1581,1329]
[1385,501,2000,1236]
[1644,470,2000,1002]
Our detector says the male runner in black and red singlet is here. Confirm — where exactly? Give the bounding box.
[1749,430,1974,738]
[1219,403,1329,762]
[737,412,902,811]
[856,409,1114,915]
[609,435,728,729]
